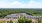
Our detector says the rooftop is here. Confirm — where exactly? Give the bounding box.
[5,13,42,19]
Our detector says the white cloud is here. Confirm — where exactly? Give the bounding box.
[28,1,40,6]
[0,1,42,8]
[11,1,21,5]
[9,1,41,8]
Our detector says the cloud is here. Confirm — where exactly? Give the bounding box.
[0,0,42,8]
[0,1,10,8]
[28,1,39,5]
[10,1,41,8]
[11,1,21,5]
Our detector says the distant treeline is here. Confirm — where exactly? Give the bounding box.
[0,9,42,18]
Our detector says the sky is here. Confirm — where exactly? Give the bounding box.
[0,0,42,8]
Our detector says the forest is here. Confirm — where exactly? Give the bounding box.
[0,8,42,18]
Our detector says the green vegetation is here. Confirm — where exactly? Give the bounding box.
[9,20,13,23]
[38,18,41,23]
[0,9,42,18]
[7,20,13,23]
[0,8,42,23]
[18,16,32,23]
[18,18,32,23]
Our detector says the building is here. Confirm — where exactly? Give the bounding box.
[5,13,42,23]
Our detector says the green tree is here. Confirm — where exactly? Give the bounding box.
[9,20,13,23]
[7,21,9,23]
[25,19,32,23]
[38,18,41,23]
[18,16,32,23]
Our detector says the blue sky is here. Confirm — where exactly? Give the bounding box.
[0,0,42,8]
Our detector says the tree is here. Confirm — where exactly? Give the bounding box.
[18,16,32,23]
[7,21,9,23]
[25,19,32,23]
[38,17,41,23]
[9,20,13,23]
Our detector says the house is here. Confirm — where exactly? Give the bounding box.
[5,14,19,19]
